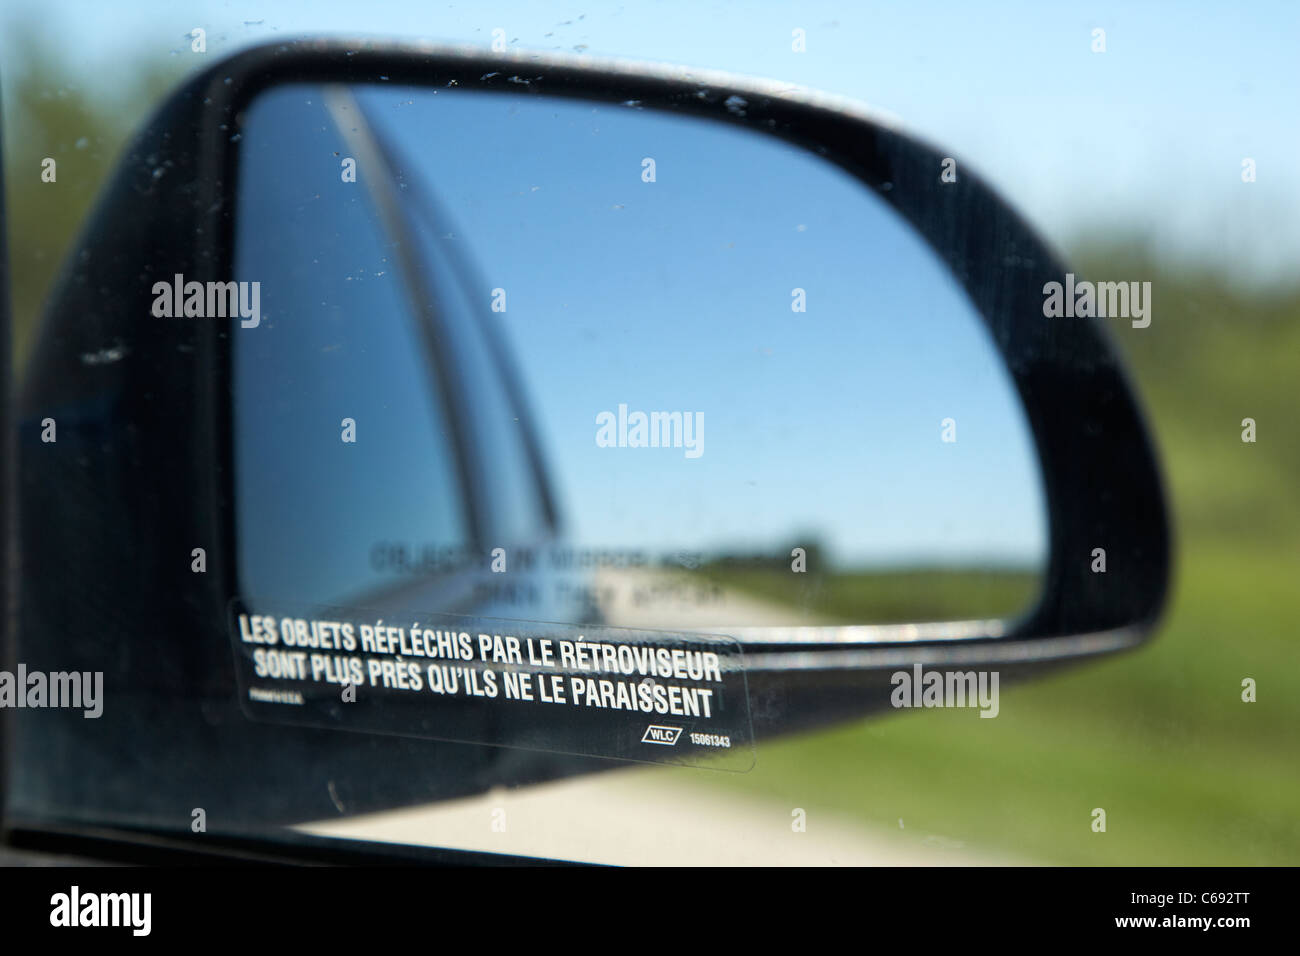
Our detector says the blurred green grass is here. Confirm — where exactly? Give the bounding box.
[702,251,1300,864]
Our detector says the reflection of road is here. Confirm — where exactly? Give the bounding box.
[298,767,1026,865]
[589,565,832,631]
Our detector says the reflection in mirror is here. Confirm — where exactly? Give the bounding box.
[233,83,1047,639]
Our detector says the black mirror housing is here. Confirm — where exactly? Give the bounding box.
[11,39,1170,837]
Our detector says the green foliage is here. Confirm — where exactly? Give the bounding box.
[3,23,185,371]
[705,248,1300,863]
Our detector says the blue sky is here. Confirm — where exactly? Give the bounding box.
[6,1,1297,282]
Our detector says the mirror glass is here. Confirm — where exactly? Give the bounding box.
[232,83,1048,637]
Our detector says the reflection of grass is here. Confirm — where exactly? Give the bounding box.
[699,567,1040,623]
[696,252,1300,864]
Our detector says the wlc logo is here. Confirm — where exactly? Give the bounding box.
[641,724,682,745]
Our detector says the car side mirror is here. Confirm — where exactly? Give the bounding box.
[12,40,1169,836]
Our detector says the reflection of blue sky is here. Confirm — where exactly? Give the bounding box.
[233,91,472,604]
[356,86,1046,565]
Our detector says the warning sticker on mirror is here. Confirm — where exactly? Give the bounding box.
[228,599,754,771]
